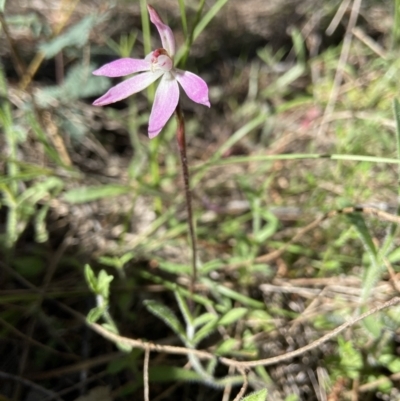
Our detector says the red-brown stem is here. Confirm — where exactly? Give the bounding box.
[175,103,197,303]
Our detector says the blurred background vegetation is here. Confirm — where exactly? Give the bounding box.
[2,0,400,400]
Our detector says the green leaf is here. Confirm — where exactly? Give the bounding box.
[337,337,362,379]
[346,213,377,257]
[62,62,111,99]
[149,366,203,382]
[157,260,192,275]
[143,300,187,342]
[387,357,400,373]
[215,338,237,355]
[362,315,382,338]
[116,341,133,353]
[199,259,224,274]
[290,27,306,65]
[241,389,268,401]
[84,264,98,293]
[63,184,131,203]
[388,247,400,263]
[175,291,194,327]
[40,15,99,58]
[216,285,264,309]
[34,204,50,243]
[17,177,63,206]
[193,312,218,328]
[218,307,247,326]
[253,210,279,243]
[284,396,300,401]
[193,315,218,345]
[87,305,106,324]
[97,270,114,299]
[0,0,6,12]
[84,266,113,300]
[346,213,383,304]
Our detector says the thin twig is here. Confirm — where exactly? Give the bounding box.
[175,103,197,305]
[383,257,400,293]
[68,297,400,371]
[352,27,387,59]
[4,260,400,371]
[221,366,235,401]
[144,346,150,401]
[231,368,248,401]
[88,318,212,360]
[219,297,400,368]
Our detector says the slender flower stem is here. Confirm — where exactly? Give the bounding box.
[175,103,197,302]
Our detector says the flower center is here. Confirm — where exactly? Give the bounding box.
[150,48,173,72]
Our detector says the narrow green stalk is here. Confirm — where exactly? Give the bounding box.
[393,0,400,49]
[178,0,206,68]
[176,0,230,67]
[381,99,400,254]
[394,100,400,198]
[0,65,19,250]
[178,0,188,37]
[149,136,162,213]
[175,103,197,305]
[140,0,154,100]
[141,0,160,211]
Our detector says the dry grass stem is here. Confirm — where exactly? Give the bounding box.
[144,346,150,401]
[231,368,249,401]
[318,0,363,136]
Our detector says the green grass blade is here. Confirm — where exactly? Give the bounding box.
[346,213,382,306]
[178,0,188,37]
[175,0,230,65]
[380,99,400,256]
[216,285,264,309]
[393,99,400,193]
[63,184,131,203]
[198,153,400,169]
[140,0,154,100]
[192,0,230,46]
[212,114,268,161]
[393,0,400,48]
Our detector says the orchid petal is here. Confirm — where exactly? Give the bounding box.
[175,69,210,107]
[93,58,151,77]
[93,71,163,106]
[147,5,176,57]
[148,73,179,138]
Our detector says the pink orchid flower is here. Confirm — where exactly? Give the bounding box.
[92,5,210,138]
